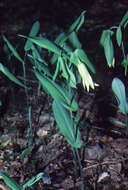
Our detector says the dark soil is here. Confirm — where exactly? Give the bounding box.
[0,1,128,190]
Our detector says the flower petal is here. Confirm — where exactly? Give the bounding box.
[77,61,95,92]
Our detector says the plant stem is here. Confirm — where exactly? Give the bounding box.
[72,148,79,178]
[125,113,128,135]
[75,148,85,190]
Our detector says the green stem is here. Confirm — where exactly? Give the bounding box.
[72,148,79,178]
[23,54,29,106]
[68,80,84,189]
[125,113,128,135]
[121,42,125,59]
[75,148,85,190]
[28,106,33,145]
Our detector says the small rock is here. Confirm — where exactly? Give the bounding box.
[111,138,128,155]
[109,163,122,182]
[97,171,110,183]
[84,144,106,160]
[61,176,74,189]
[39,113,54,124]
[37,128,48,137]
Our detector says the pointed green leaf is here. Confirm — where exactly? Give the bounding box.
[34,71,78,111]
[55,32,67,46]
[104,35,114,67]
[31,44,46,64]
[0,63,26,88]
[62,43,73,54]
[116,26,122,47]
[54,11,85,46]
[52,58,60,81]
[2,35,24,64]
[65,64,76,88]
[124,19,128,28]
[23,172,44,189]
[120,11,128,27]
[68,68,76,88]
[0,171,23,190]
[59,57,69,80]
[100,30,114,47]
[121,55,128,76]
[54,32,73,51]
[70,49,95,74]
[51,53,59,65]
[76,49,96,73]
[24,21,40,51]
[70,51,80,67]
[19,35,61,55]
[68,31,82,49]
[20,145,33,159]
[67,11,85,34]
[28,54,52,77]
[52,100,81,148]
[112,77,128,114]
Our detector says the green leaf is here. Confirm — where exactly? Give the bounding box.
[0,63,26,88]
[0,171,23,190]
[124,19,128,28]
[121,55,128,76]
[52,58,60,80]
[63,43,73,54]
[35,62,52,77]
[70,49,95,74]
[0,137,11,148]
[27,54,52,77]
[53,11,85,47]
[76,49,96,73]
[51,53,59,65]
[20,145,33,159]
[23,172,44,189]
[54,11,85,47]
[116,26,122,47]
[52,100,81,148]
[100,30,114,67]
[24,21,40,51]
[100,30,114,47]
[112,77,128,114]
[3,44,12,61]
[2,35,24,64]
[70,51,80,67]
[54,32,73,54]
[68,31,82,49]
[66,66,76,88]
[19,35,62,55]
[104,35,114,67]
[55,32,67,46]
[59,57,69,80]
[34,71,78,111]
[67,11,85,34]
[69,70,76,88]
[120,11,128,27]
[31,44,45,63]
[54,32,73,52]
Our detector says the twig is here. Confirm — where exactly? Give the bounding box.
[83,158,128,171]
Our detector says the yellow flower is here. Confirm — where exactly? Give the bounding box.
[77,61,95,92]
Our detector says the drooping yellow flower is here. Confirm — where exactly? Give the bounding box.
[77,61,95,92]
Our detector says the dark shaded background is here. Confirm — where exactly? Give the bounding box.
[0,0,128,35]
[0,0,128,84]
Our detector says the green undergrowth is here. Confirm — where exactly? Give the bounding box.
[0,11,128,190]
